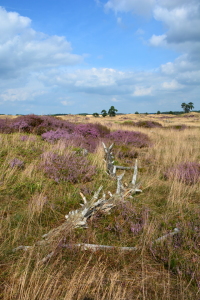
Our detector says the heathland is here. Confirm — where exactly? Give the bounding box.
[0,113,200,299]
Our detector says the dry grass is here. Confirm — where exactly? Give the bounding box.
[0,113,200,299]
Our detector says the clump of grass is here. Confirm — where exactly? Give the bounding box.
[164,162,200,185]
[135,120,163,128]
[170,124,188,130]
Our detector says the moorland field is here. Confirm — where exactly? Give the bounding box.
[0,113,200,299]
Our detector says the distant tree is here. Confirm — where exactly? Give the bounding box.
[101,109,107,117]
[181,102,194,113]
[169,111,173,115]
[93,112,99,117]
[188,102,194,111]
[157,110,161,114]
[135,111,139,114]
[108,106,118,117]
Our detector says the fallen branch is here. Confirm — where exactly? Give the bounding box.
[102,142,134,176]
[62,243,138,252]
[12,144,143,262]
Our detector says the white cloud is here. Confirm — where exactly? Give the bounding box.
[0,7,83,78]
[149,34,166,46]
[153,4,200,45]
[61,100,74,106]
[162,80,183,90]
[111,97,120,102]
[104,0,156,16]
[117,17,122,24]
[133,86,153,96]
[0,87,47,102]
[135,28,145,35]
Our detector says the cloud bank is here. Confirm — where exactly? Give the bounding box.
[0,2,199,114]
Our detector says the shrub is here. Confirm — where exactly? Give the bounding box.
[106,130,151,148]
[164,162,200,185]
[40,151,96,183]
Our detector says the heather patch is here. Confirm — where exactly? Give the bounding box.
[164,162,200,185]
[9,158,24,169]
[106,130,150,148]
[0,118,13,133]
[40,151,96,183]
[41,129,74,142]
[42,123,110,152]
[7,115,75,135]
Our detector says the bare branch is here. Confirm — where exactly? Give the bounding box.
[131,159,138,186]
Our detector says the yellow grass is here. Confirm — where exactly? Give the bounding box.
[0,113,200,299]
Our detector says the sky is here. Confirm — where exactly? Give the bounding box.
[0,0,200,115]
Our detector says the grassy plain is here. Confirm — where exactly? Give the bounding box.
[0,113,200,299]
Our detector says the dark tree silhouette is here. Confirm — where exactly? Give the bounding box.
[181,102,194,113]
[108,106,118,117]
[101,109,107,117]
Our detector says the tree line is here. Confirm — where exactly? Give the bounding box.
[93,106,118,117]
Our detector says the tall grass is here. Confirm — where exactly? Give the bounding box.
[0,113,200,299]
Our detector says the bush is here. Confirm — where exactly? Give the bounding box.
[164,162,200,185]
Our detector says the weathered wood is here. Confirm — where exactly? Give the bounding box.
[12,143,143,262]
[62,243,138,252]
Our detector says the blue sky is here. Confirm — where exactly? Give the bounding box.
[0,0,200,114]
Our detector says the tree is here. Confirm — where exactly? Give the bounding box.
[101,109,107,117]
[93,112,99,117]
[181,102,194,113]
[188,102,194,111]
[157,110,161,114]
[108,106,118,117]
[135,111,139,114]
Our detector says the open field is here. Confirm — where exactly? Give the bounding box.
[0,113,200,299]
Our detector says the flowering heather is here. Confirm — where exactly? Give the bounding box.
[42,123,110,152]
[106,130,151,148]
[164,162,200,185]
[0,118,13,133]
[75,123,110,138]
[75,123,101,138]
[8,115,76,135]
[9,158,24,169]
[41,129,73,142]
[40,151,96,183]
